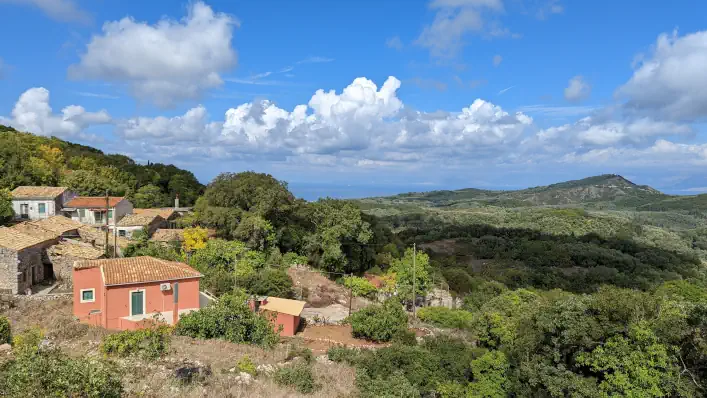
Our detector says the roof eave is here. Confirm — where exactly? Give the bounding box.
[104,274,203,287]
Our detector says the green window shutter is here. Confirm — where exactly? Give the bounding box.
[38,203,46,214]
[131,291,144,316]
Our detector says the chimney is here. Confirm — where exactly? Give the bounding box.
[174,193,179,209]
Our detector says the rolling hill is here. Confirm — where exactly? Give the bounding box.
[359,174,702,211]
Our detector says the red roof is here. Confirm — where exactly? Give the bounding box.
[74,256,202,286]
[65,196,125,208]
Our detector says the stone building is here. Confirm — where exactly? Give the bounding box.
[11,186,76,220]
[0,227,56,294]
[47,241,103,287]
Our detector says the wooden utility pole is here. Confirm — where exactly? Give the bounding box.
[348,274,353,317]
[104,190,109,258]
[412,242,416,318]
[113,226,118,258]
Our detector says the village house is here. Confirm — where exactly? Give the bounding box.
[115,213,165,239]
[47,241,103,288]
[133,207,181,229]
[250,296,306,337]
[0,227,56,294]
[73,256,202,330]
[11,186,76,220]
[63,196,133,227]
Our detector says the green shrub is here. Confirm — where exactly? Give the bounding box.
[392,329,418,345]
[237,355,256,376]
[283,252,308,266]
[417,307,473,330]
[286,345,313,363]
[0,330,122,397]
[327,346,363,365]
[0,316,10,345]
[343,276,378,298]
[174,293,279,348]
[100,325,171,359]
[12,327,43,355]
[356,369,421,398]
[347,300,408,342]
[274,361,320,394]
[241,268,294,298]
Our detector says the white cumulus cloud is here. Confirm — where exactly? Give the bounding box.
[0,0,91,24]
[68,1,238,107]
[0,87,111,138]
[616,29,707,120]
[564,75,591,102]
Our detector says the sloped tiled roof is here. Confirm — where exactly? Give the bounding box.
[11,222,60,241]
[0,227,55,251]
[74,256,202,286]
[11,186,67,199]
[65,196,125,208]
[151,229,185,242]
[261,297,306,316]
[30,216,83,234]
[117,213,164,227]
[49,241,104,259]
[77,226,131,249]
[134,208,177,220]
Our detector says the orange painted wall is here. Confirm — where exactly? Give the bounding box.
[72,269,200,330]
[264,311,300,337]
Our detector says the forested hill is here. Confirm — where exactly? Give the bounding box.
[360,174,704,210]
[0,125,203,207]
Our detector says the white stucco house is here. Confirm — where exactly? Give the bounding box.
[62,196,133,227]
[11,186,76,220]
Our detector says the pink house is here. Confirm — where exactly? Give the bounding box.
[250,296,306,337]
[73,256,202,330]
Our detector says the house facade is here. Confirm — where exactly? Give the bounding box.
[11,186,76,220]
[115,213,165,239]
[73,256,202,330]
[63,197,133,227]
[0,227,57,294]
[250,296,306,337]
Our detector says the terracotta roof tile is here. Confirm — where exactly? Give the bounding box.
[151,229,185,242]
[134,208,176,220]
[77,226,131,249]
[49,241,104,259]
[0,227,55,251]
[65,196,125,208]
[11,222,60,241]
[73,256,202,285]
[11,186,67,199]
[117,213,164,227]
[30,216,83,234]
[261,297,306,316]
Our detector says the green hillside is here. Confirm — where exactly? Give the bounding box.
[360,174,706,210]
[0,124,204,206]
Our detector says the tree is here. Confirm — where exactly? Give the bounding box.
[347,300,408,342]
[132,184,166,208]
[468,351,509,398]
[187,239,266,295]
[390,247,431,299]
[241,268,294,298]
[0,188,13,225]
[306,199,373,273]
[182,226,209,253]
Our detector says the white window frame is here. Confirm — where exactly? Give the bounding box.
[79,288,95,303]
[129,289,147,316]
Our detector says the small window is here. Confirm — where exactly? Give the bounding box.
[38,203,46,214]
[80,289,95,303]
[118,230,126,237]
[79,209,86,218]
[108,210,113,219]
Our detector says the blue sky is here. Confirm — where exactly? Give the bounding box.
[1,0,707,199]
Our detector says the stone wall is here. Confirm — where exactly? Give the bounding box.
[16,246,45,294]
[46,251,77,287]
[0,248,19,294]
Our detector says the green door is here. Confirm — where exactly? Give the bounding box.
[131,291,144,316]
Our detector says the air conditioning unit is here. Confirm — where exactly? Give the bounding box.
[160,283,171,291]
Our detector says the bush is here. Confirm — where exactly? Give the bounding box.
[274,361,320,394]
[392,329,418,345]
[417,307,473,330]
[356,370,421,398]
[0,330,123,397]
[241,268,294,298]
[347,300,408,342]
[237,355,256,375]
[343,276,378,298]
[286,345,313,363]
[327,346,363,365]
[283,252,308,266]
[174,293,279,347]
[100,325,171,359]
[0,316,10,345]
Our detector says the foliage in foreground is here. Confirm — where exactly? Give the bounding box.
[343,275,378,298]
[273,360,320,394]
[0,329,123,398]
[174,293,279,347]
[0,316,11,345]
[347,300,408,342]
[100,325,171,359]
[417,306,473,330]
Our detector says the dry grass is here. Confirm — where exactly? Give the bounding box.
[0,299,359,398]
